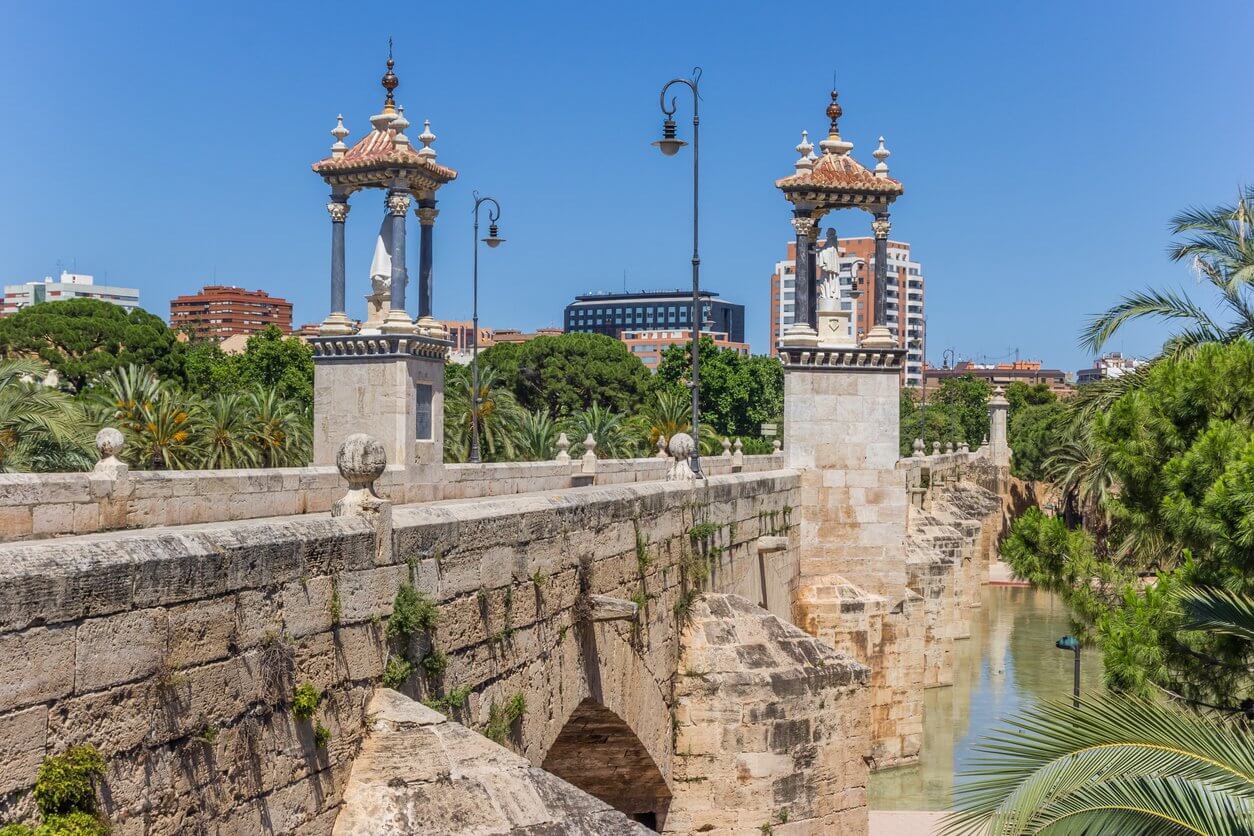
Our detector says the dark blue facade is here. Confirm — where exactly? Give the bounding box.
[563,290,744,343]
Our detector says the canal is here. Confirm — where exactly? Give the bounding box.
[868,585,1105,810]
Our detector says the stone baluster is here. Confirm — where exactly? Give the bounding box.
[555,432,571,463]
[721,437,732,460]
[732,438,744,469]
[581,434,598,475]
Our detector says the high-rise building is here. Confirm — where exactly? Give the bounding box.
[169,285,293,340]
[1,272,140,317]
[769,236,925,385]
[564,290,745,345]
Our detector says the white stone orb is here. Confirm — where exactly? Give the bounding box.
[668,432,695,461]
[95,427,125,459]
[336,433,387,489]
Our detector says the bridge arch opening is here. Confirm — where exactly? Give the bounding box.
[541,697,672,829]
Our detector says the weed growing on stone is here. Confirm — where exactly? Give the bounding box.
[530,569,548,588]
[382,655,415,689]
[329,579,342,627]
[673,588,698,624]
[484,693,527,743]
[0,746,112,835]
[313,723,332,749]
[258,630,295,705]
[421,649,448,677]
[196,724,219,745]
[291,683,322,721]
[387,583,438,640]
[422,684,472,716]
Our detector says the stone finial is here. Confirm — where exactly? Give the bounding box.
[932,441,941,455]
[330,114,349,158]
[772,438,782,454]
[667,433,696,481]
[873,135,890,177]
[93,427,127,476]
[555,432,571,463]
[332,433,388,517]
[721,437,732,459]
[581,433,597,474]
[945,441,955,454]
[656,435,669,459]
[391,105,411,149]
[794,130,814,172]
[732,437,744,468]
[912,437,925,457]
[990,385,1010,407]
[959,441,969,454]
[417,119,437,158]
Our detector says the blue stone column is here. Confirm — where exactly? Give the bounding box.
[873,211,890,327]
[416,198,437,321]
[321,197,353,334]
[382,190,414,331]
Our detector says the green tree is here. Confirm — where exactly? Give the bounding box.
[513,410,559,461]
[480,333,650,419]
[245,386,311,468]
[0,359,91,472]
[443,365,522,462]
[928,374,993,449]
[653,338,783,439]
[184,326,313,412]
[198,392,258,469]
[1007,401,1067,481]
[899,389,965,457]
[0,299,184,391]
[561,403,633,459]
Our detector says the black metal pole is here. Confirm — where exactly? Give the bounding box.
[658,70,703,476]
[469,204,481,464]
[1072,646,1081,709]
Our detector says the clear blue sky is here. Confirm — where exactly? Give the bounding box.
[1,1,1250,373]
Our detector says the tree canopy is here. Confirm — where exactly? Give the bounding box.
[653,337,783,438]
[183,326,314,411]
[0,299,184,391]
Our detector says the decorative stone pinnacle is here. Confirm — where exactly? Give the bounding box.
[772,438,782,453]
[581,433,598,475]
[794,130,814,172]
[722,437,732,458]
[583,434,597,457]
[381,51,399,111]
[93,427,127,475]
[826,89,842,134]
[391,105,411,149]
[386,191,411,216]
[666,433,697,481]
[656,435,669,459]
[873,135,890,176]
[337,433,387,492]
[946,441,955,454]
[555,431,571,462]
[733,438,743,452]
[912,437,925,457]
[327,201,350,223]
[330,114,349,158]
[932,441,941,455]
[417,119,437,159]
[818,88,853,156]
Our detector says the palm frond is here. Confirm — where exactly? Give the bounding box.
[1080,288,1224,355]
[1177,586,1254,643]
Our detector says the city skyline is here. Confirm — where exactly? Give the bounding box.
[0,2,1250,372]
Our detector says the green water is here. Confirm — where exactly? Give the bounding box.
[868,585,1105,810]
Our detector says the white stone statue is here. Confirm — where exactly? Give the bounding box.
[362,219,394,332]
[816,229,842,304]
[815,228,855,347]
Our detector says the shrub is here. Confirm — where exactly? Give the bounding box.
[313,723,332,749]
[33,747,105,818]
[291,683,322,721]
[387,583,438,640]
[381,655,414,689]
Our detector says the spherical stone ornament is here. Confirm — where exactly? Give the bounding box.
[668,432,695,461]
[96,427,125,459]
[337,433,387,490]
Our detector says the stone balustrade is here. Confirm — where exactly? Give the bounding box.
[0,451,784,543]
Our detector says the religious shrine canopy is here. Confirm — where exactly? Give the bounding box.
[312,55,458,196]
[774,90,902,212]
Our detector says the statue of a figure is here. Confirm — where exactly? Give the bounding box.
[817,229,842,300]
[369,218,394,297]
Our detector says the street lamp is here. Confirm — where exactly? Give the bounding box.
[469,191,504,464]
[1055,635,1081,708]
[653,67,703,476]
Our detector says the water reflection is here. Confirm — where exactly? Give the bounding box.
[868,585,1105,810]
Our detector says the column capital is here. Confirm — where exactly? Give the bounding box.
[415,206,439,225]
[871,217,891,239]
[791,216,818,239]
[327,201,351,223]
[386,192,411,216]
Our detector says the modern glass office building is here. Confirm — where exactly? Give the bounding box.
[563,290,745,344]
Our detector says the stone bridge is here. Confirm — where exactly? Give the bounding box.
[0,351,1012,835]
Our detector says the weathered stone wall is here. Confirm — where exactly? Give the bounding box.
[0,453,784,543]
[0,469,806,834]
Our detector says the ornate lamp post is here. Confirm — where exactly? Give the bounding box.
[653,67,703,476]
[468,192,504,464]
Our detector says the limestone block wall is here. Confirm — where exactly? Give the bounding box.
[666,594,870,835]
[0,453,784,543]
[0,469,806,835]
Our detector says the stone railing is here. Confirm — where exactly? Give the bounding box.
[0,430,784,542]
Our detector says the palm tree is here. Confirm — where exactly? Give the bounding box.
[562,403,633,459]
[199,392,258,469]
[944,586,1254,835]
[1082,186,1254,359]
[246,386,310,468]
[514,410,559,461]
[632,389,692,452]
[132,396,200,470]
[86,364,166,433]
[0,359,90,472]
[444,366,521,462]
